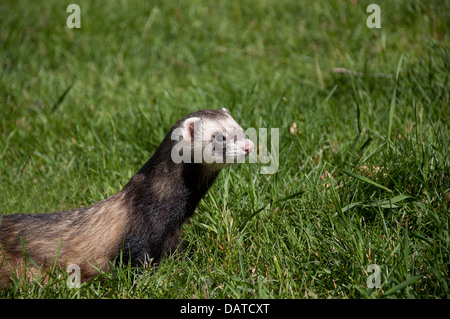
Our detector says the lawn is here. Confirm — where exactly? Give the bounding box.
[0,0,448,298]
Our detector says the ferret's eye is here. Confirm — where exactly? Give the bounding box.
[215,134,225,142]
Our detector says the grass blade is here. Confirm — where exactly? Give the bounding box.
[370,194,411,208]
[341,169,393,192]
[342,194,411,212]
[238,250,246,281]
[383,273,424,296]
[388,53,405,141]
[240,190,304,229]
[51,80,76,112]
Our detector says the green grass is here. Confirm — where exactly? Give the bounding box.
[0,0,448,298]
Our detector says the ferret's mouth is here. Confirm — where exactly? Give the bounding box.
[211,138,254,164]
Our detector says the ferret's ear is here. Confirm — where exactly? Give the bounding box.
[182,117,202,142]
[221,107,230,115]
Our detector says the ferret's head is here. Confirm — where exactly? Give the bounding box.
[171,108,254,170]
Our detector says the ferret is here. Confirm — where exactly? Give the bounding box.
[0,108,254,287]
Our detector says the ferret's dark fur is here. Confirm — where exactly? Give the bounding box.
[0,108,252,287]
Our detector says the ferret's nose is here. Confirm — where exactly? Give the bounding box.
[243,140,254,154]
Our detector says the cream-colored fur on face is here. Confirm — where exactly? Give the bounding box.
[174,110,254,168]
